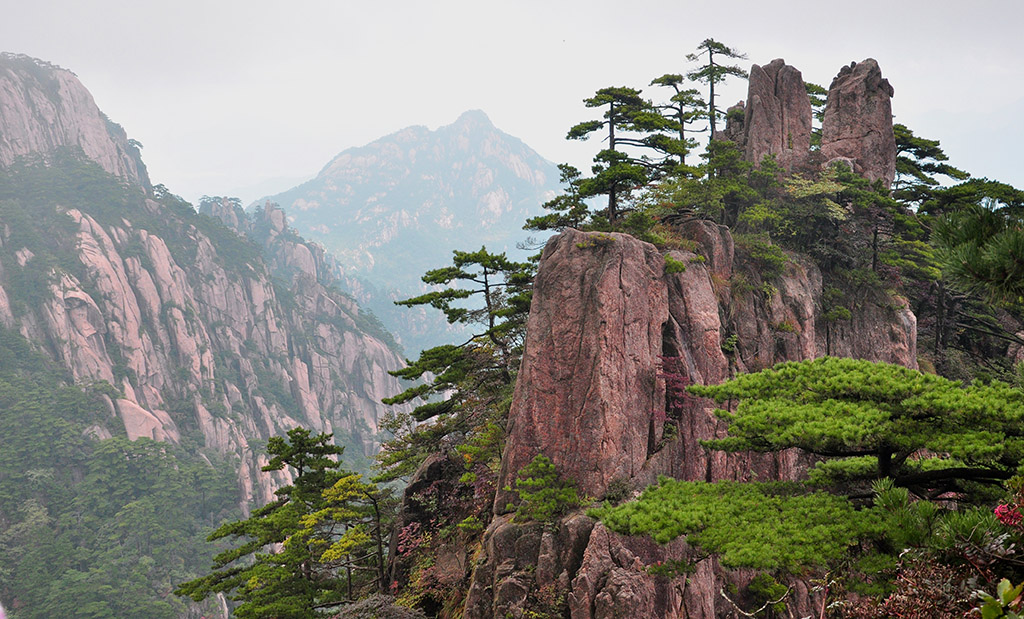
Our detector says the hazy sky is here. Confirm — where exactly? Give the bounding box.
[2,0,1022,205]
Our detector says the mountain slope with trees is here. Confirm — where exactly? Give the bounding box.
[0,55,411,617]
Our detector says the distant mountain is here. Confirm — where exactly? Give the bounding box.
[261,110,561,353]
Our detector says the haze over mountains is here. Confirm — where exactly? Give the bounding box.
[0,54,418,616]
[260,110,561,352]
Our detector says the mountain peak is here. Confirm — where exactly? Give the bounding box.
[0,52,151,189]
[451,109,493,129]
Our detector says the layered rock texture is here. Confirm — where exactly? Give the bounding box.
[463,224,916,618]
[0,54,150,188]
[734,59,813,170]
[0,57,407,509]
[723,57,895,186]
[821,59,897,187]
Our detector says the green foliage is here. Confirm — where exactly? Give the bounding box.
[649,73,706,167]
[747,573,789,615]
[974,579,1024,619]
[645,558,693,579]
[685,38,748,138]
[663,254,687,274]
[734,234,788,279]
[930,180,1024,305]
[892,123,970,207]
[0,324,239,618]
[688,357,1024,499]
[563,86,683,224]
[378,248,531,481]
[176,428,392,617]
[589,479,869,572]
[806,82,828,148]
[507,455,582,523]
[523,164,591,231]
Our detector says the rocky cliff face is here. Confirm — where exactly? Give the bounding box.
[821,59,897,188]
[462,224,915,618]
[497,227,915,505]
[0,58,408,510]
[722,57,895,187]
[0,187,408,508]
[0,54,150,189]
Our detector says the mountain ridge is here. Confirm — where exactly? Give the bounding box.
[260,107,561,352]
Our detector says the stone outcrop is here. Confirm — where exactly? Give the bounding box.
[821,59,896,187]
[0,58,410,508]
[498,226,915,503]
[0,54,150,188]
[465,224,916,617]
[741,59,813,170]
[718,58,897,186]
[495,230,669,502]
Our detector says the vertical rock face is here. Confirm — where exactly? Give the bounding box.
[498,226,916,503]
[0,57,409,509]
[470,225,917,618]
[821,59,896,187]
[0,54,150,189]
[496,230,669,505]
[742,59,813,170]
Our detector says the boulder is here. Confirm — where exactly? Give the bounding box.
[821,59,896,187]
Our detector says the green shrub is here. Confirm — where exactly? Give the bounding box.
[664,254,687,274]
[588,478,872,573]
[506,454,582,522]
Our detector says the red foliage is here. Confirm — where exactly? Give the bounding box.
[996,503,1023,527]
[657,355,694,419]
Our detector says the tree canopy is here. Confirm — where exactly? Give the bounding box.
[688,357,1024,499]
[685,38,748,138]
[176,428,390,618]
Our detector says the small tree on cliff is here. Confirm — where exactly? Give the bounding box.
[688,357,1024,500]
[566,86,685,224]
[377,247,533,482]
[686,38,748,140]
[892,123,970,207]
[650,73,708,167]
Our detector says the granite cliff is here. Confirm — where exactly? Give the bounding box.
[392,58,916,618]
[0,53,150,189]
[0,56,407,510]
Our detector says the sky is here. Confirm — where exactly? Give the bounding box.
[2,0,1022,205]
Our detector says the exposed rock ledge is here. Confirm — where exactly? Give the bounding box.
[464,226,915,618]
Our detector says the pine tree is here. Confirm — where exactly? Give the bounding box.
[650,73,707,167]
[688,357,1024,500]
[377,248,533,481]
[175,428,390,618]
[685,39,748,140]
[567,86,681,224]
[892,123,970,207]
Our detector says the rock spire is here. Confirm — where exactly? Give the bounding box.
[820,58,896,187]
